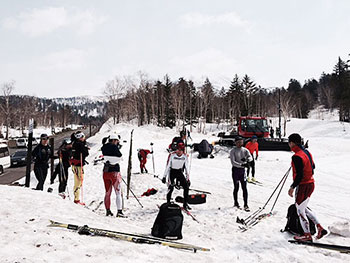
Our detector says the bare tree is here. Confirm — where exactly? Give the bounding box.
[0,81,15,139]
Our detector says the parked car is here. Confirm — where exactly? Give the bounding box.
[16,138,28,148]
[0,143,11,174]
[10,150,28,167]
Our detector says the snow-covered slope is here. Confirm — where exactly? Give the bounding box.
[1,117,350,263]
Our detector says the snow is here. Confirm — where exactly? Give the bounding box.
[1,117,350,263]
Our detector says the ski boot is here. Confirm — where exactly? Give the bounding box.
[58,192,66,199]
[234,202,241,209]
[106,209,114,216]
[116,210,126,218]
[251,177,256,183]
[145,169,148,173]
[244,205,250,212]
[74,200,86,206]
[316,224,328,239]
[294,232,312,242]
[247,177,252,183]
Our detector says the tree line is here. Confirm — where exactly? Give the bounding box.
[0,83,106,139]
[104,55,350,131]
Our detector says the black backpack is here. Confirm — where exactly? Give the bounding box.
[151,203,183,240]
[283,204,316,235]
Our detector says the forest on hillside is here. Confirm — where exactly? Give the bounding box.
[105,56,350,129]
[1,55,350,138]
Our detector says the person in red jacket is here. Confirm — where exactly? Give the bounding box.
[245,135,259,182]
[137,149,153,173]
[287,133,327,241]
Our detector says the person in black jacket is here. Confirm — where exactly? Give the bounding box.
[32,134,53,191]
[50,139,72,198]
[70,132,89,205]
[101,134,124,217]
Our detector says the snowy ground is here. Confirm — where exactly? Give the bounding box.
[1,116,350,263]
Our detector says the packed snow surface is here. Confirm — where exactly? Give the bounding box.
[1,117,349,263]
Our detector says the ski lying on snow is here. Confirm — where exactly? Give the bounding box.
[237,212,273,232]
[247,181,263,186]
[48,220,209,252]
[289,240,350,254]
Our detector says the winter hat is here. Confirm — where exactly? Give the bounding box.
[75,132,85,139]
[109,134,120,140]
[288,133,302,144]
[252,135,258,139]
[64,138,72,144]
[40,134,49,140]
[235,136,243,141]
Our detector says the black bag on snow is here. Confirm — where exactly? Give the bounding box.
[175,194,207,205]
[151,203,183,240]
[283,204,316,235]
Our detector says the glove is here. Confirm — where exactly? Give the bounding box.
[242,162,250,168]
[187,180,191,187]
[161,177,166,184]
[255,156,258,161]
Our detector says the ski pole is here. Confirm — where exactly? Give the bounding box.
[242,167,291,224]
[121,177,143,208]
[269,167,290,213]
[150,142,155,174]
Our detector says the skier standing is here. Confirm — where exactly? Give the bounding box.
[229,136,252,211]
[70,132,89,205]
[162,142,191,210]
[137,149,153,173]
[287,133,327,241]
[245,135,259,183]
[101,134,124,217]
[32,134,53,191]
[51,139,72,198]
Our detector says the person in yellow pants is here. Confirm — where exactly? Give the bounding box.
[70,131,89,205]
[72,165,84,202]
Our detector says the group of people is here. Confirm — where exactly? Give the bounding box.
[229,132,327,241]
[32,127,327,242]
[32,131,89,205]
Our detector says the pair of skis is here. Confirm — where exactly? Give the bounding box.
[48,220,209,252]
[289,240,350,254]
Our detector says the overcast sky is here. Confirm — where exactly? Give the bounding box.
[1,0,349,98]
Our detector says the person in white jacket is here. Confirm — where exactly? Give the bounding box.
[162,142,191,210]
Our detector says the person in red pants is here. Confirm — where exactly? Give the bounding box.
[287,133,327,241]
[137,149,153,173]
[101,134,125,217]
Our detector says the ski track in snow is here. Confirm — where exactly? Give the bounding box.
[1,117,350,263]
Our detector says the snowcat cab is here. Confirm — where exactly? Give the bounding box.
[217,117,290,151]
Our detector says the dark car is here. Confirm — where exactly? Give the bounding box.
[11,150,28,167]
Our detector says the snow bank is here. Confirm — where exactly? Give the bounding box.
[1,117,350,262]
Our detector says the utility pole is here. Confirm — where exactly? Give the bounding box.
[25,118,34,187]
[278,89,282,139]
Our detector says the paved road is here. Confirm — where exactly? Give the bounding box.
[0,126,100,185]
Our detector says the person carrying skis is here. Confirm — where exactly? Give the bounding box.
[70,131,89,205]
[287,133,327,241]
[101,134,124,217]
[245,135,259,183]
[50,139,72,198]
[162,142,191,210]
[229,136,253,212]
[32,133,54,191]
[137,148,153,173]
